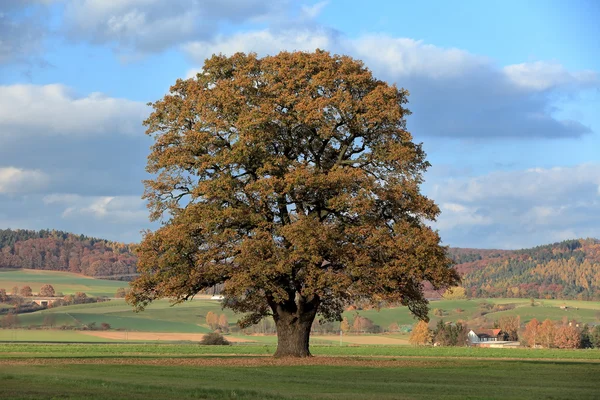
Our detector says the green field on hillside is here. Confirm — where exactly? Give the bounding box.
[2,270,600,341]
[0,269,124,297]
[3,297,600,339]
[0,344,599,399]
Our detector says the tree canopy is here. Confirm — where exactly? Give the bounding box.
[128,50,459,357]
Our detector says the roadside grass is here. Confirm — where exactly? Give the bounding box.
[0,357,599,399]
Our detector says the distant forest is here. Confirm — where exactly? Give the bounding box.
[0,229,137,280]
[449,238,600,301]
[1,229,599,300]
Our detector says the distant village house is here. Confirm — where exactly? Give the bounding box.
[468,329,520,348]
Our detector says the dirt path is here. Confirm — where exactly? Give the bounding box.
[79,331,408,345]
[78,331,254,342]
[2,356,599,367]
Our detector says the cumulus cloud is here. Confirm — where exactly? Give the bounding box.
[503,61,598,91]
[183,28,334,73]
[0,84,148,138]
[61,0,287,55]
[184,30,597,140]
[0,167,49,194]
[430,164,600,248]
[43,193,147,223]
[0,193,152,242]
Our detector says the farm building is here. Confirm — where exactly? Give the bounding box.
[30,297,60,307]
[468,328,504,343]
[468,329,520,348]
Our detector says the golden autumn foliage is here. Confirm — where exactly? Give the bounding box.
[218,314,229,332]
[538,319,556,348]
[409,320,431,345]
[340,317,350,333]
[128,50,459,357]
[39,284,55,297]
[522,318,540,347]
[19,286,32,297]
[554,324,581,349]
[205,311,218,330]
[442,286,467,300]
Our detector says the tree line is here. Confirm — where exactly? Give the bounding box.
[0,229,137,279]
[521,318,600,349]
[408,315,600,349]
[451,238,600,300]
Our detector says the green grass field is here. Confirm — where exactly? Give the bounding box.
[0,269,125,297]
[3,296,600,340]
[0,344,599,399]
[3,269,600,344]
[1,343,600,359]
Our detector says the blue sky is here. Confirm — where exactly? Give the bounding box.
[0,0,598,249]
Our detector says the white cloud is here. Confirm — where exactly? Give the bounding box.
[430,163,600,248]
[184,29,333,65]
[503,61,598,91]
[183,30,596,139]
[43,193,147,222]
[62,0,287,54]
[349,35,488,79]
[0,84,148,138]
[436,202,493,230]
[434,164,600,203]
[0,167,49,194]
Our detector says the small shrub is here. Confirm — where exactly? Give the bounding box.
[492,303,516,312]
[200,332,230,345]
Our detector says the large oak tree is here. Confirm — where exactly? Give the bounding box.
[128,50,459,357]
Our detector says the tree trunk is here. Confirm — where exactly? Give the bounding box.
[271,295,319,358]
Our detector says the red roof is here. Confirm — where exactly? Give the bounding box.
[474,329,503,337]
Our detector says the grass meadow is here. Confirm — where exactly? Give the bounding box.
[0,343,599,399]
[3,269,600,338]
[0,269,124,297]
[2,270,600,398]
[4,296,600,338]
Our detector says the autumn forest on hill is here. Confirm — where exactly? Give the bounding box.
[0,229,599,301]
[448,239,600,301]
[0,229,137,280]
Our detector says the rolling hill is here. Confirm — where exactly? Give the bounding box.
[450,238,600,301]
[0,229,137,280]
[2,229,600,300]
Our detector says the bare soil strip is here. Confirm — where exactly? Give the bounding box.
[78,331,255,342]
[3,355,598,367]
[79,331,409,345]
